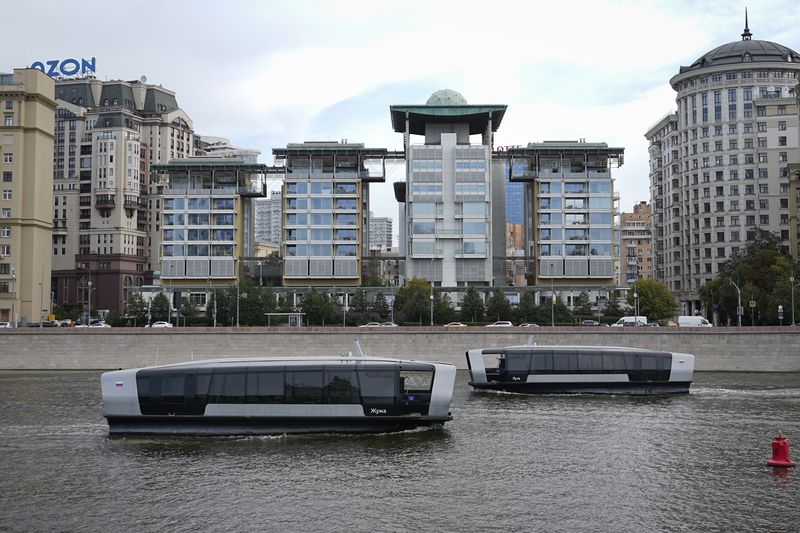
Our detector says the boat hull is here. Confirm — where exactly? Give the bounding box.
[469,381,691,395]
[105,415,452,436]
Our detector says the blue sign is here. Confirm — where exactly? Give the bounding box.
[31,57,96,78]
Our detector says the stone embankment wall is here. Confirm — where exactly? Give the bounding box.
[0,327,798,371]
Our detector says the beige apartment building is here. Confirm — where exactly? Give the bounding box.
[620,201,653,286]
[0,68,56,325]
[50,76,195,315]
[646,21,800,315]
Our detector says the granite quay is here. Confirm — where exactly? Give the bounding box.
[0,327,798,372]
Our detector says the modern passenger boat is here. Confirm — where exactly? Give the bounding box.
[101,346,456,435]
[466,345,694,395]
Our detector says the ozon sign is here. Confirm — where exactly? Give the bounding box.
[31,57,96,78]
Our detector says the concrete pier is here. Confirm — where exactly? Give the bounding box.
[1,326,798,371]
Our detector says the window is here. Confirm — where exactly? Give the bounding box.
[1,208,9,218]
[1,172,9,182]
[3,153,11,163]
[3,117,11,127]
[0,227,9,237]
[2,190,10,200]
[4,101,11,110]
[0,244,9,256]
[778,121,786,131]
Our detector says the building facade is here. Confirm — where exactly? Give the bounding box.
[508,141,623,305]
[620,201,653,285]
[151,158,267,311]
[274,142,389,287]
[647,21,800,314]
[368,211,392,251]
[0,68,56,325]
[254,191,282,245]
[390,89,506,288]
[50,76,195,315]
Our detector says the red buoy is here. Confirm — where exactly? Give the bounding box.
[766,434,796,467]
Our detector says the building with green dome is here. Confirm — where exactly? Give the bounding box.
[390,91,507,289]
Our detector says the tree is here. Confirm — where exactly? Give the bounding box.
[534,297,573,325]
[460,287,485,324]
[350,289,370,314]
[573,291,593,317]
[603,295,624,318]
[180,297,201,327]
[371,292,391,321]
[151,292,170,322]
[394,278,431,325]
[125,292,149,325]
[300,288,327,326]
[433,293,456,324]
[626,279,676,321]
[485,288,513,322]
[515,292,539,324]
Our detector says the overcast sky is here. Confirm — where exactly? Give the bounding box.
[7,0,800,234]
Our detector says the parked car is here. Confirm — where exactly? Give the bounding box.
[677,315,713,327]
[580,320,601,326]
[88,320,111,328]
[485,321,513,327]
[0,321,11,328]
[610,316,648,327]
[379,322,398,328]
[149,321,173,328]
[518,323,540,328]
[358,322,382,328]
[444,322,467,328]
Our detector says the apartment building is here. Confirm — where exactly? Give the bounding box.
[0,68,56,325]
[50,76,195,314]
[274,142,390,287]
[647,20,800,314]
[620,201,653,285]
[508,141,623,304]
[390,89,507,288]
[368,211,392,251]
[254,191,282,245]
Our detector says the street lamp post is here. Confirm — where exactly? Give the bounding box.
[39,273,44,328]
[730,279,742,327]
[791,276,796,327]
[550,264,555,327]
[236,281,240,328]
[10,266,15,328]
[168,264,175,327]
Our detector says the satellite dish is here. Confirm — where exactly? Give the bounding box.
[140,75,147,83]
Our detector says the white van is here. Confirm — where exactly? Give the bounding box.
[610,316,648,327]
[677,315,712,327]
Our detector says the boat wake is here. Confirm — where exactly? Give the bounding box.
[690,386,800,399]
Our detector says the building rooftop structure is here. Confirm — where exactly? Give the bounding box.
[390,89,507,135]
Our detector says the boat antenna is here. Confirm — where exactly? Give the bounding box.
[353,339,366,358]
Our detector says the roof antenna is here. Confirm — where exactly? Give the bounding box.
[742,7,752,40]
[353,339,366,358]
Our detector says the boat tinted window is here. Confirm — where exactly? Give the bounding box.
[531,353,552,373]
[161,375,186,404]
[286,370,323,404]
[400,370,433,393]
[578,353,603,372]
[136,376,150,404]
[324,369,360,404]
[505,352,531,373]
[209,372,246,403]
[358,368,396,402]
[552,350,578,372]
[246,370,285,403]
[602,353,628,373]
[640,355,659,371]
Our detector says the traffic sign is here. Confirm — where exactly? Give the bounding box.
[749,300,757,308]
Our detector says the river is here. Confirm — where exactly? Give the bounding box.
[1,370,799,532]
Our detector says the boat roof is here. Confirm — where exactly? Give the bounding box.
[125,356,451,372]
[480,345,675,354]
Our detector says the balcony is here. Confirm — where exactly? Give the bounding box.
[95,195,115,208]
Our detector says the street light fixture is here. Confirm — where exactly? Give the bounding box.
[729,278,742,327]
[10,266,15,328]
[790,275,795,327]
[550,263,555,327]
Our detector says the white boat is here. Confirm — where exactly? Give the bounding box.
[466,345,694,395]
[101,343,456,435]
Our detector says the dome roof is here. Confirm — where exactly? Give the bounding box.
[425,89,467,106]
[682,38,799,73]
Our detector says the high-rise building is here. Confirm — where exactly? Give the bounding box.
[151,157,267,309]
[508,141,623,302]
[390,89,507,287]
[620,201,653,286]
[254,191,282,245]
[368,211,392,251]
[49,76,196,314]
[274,141,389,286]
[647,18,800,314]
[0,68,56,325]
